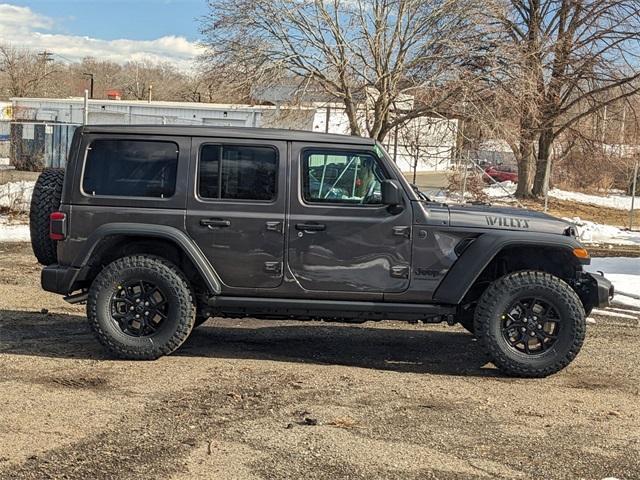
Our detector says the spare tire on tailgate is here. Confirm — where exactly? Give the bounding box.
[29,168,65,265]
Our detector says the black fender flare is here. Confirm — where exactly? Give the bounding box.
[71,223,222,294]
[432,231,586,305]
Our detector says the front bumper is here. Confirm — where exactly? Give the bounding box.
[587,272,614,309]
[41,264,85,295]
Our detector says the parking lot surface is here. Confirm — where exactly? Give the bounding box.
[0,242,638,479]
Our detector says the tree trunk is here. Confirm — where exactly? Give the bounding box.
[532,128,554,196]
[515,139,536,198]
[515,111,538,198]
[343,98,361,137]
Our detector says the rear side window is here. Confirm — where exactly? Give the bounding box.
[198,145,277,201]
[83,139,178,198]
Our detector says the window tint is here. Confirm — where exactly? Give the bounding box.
[303,150,385,204]
[199,145,277,201]
[83,139,178,198]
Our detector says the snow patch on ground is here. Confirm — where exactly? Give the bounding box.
[565,218,640,246]
[483,181,517,199]
[549,189,635,211]
[0,216,30,243]
[587,257,640,310]
[0,181,35,212]
[483,181,636,211]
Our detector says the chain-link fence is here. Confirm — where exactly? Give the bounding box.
[2,121,78,170]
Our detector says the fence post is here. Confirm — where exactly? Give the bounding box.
[630,159,638,231]
[461,154,469,200]
[83,90,89,125]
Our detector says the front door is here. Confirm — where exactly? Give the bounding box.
[186,138,286,289]
[288,143,413,294]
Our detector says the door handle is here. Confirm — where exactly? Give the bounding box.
[200,218,231,229]
[295,223,326,232]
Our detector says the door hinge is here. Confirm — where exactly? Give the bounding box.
[266,221,283,233]
[264,262,282,275]
[392,226,411,238]
[390,265,410,279]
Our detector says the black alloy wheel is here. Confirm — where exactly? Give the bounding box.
[500,297,560,355]
[110,280,170,337]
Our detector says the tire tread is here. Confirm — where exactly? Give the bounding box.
[29,168,65,265]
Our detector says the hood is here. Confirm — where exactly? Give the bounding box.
[447,203,572,235]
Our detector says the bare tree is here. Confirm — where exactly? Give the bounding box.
[201,0,485,142]
[487,0,640,198]
[0,44,57,98]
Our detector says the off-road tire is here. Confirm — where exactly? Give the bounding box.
[475,271,586,378]
[29,168,65,265]
[87,255,196,360]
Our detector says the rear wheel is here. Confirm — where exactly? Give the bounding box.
[29,168,64,265]
[475,271,585,378]
[87,255,196,359]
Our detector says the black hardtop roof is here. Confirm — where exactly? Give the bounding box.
[81,125,376,146]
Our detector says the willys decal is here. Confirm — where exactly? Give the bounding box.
[485,216,530,229]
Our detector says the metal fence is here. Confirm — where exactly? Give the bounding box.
[1,121,78,169]
[0,121,9,161]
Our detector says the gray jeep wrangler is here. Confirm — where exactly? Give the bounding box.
[30,126,613,377]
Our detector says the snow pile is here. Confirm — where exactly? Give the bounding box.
[0,181,35,212]
[565,217,640,246]
[0,215,30,243]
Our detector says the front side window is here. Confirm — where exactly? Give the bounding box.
[199,145,277,201]
[303,150,385,204]
[83,139,178,198]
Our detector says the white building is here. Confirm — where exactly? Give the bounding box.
[8,97,458,172]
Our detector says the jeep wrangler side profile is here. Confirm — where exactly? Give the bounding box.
[30,126,613,377]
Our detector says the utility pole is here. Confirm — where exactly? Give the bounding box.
[38,51,54,96]
[148,84,153,103]
[83,73,94,99]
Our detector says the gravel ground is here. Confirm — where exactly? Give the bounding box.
[0,242,638,480]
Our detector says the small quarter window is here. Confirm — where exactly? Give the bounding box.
[83,139,178,198]
[199,145,277,201]
[302,150,385,204]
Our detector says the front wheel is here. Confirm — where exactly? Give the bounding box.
[87,255,196,359]
[475,271,586,378]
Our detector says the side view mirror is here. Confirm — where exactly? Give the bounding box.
[381,179,403,207]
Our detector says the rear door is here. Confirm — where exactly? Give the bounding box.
[186,137,286,289]
[287,143,413,295]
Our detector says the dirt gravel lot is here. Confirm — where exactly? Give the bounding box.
[0,242,639,480]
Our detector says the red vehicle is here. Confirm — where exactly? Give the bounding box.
[483,164,518,183]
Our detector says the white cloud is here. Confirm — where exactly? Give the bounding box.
[0,3,202,69]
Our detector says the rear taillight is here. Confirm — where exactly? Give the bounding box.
[49,211,67,241]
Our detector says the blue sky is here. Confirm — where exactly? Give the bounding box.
[0,1,207,67]
[5,0,207,41]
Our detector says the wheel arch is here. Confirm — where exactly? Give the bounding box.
[72,223,222,295]
[433,232,586,305]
